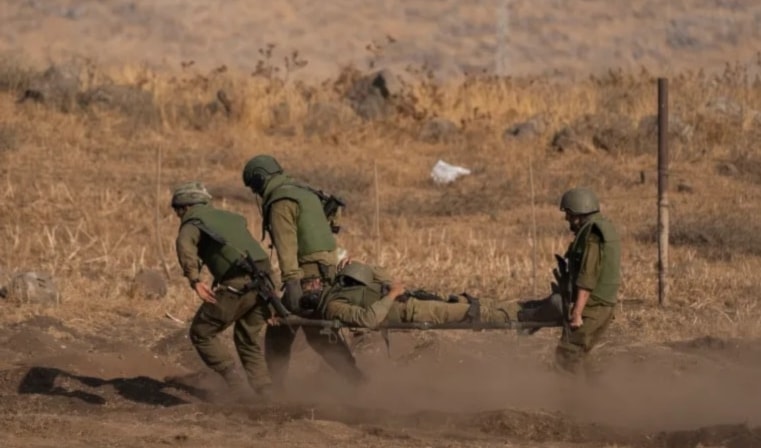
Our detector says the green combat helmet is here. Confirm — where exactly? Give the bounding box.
[559,187,599,215]
[337,262,374,286]
[242,155,284,195]
[171,181,212,208]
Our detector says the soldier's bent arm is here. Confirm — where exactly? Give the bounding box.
[268,199,302,282]
[576,232,602,291]
[176,223,203,287]
[325,296,396,329]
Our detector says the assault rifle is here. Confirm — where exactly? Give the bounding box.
[318,191,345,234]
[298,183,346,234]
[188,219,291,319]
[551,254,572,340]
[379,284,455,303]
[238,251,292,319]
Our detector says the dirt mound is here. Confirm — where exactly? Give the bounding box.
[669,336,761,365]
[215,403,644,445]
[2,314,761,447]
[474,409,633,444]
[656,424,761,448]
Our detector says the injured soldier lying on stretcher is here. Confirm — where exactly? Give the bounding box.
[283,261,565,332]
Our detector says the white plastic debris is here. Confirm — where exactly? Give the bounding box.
[337,247,349,263]
[430,159,471,185]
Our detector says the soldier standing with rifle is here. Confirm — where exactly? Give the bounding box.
[171,181,276,399]
[241,155,364,391]
[517,188,621,374]
[549,187,621,374]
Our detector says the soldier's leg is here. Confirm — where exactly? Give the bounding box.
[585,306,614,349]
[400,298,469,323]
[395,298,518,324]
[555,305,614,374]
[264,324,298,391]
[482,300,521,323]
[233,292,271,393]
[188,292,237,377]
[302,326,365,385]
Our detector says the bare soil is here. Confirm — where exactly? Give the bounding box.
[1,314,760,448]
[2,1,761,447]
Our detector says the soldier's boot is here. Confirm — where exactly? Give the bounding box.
[517,293,564,335]
[220,366,276,404]
[219,367,257,398]
[253,384,274,403]
[555,341,586,375]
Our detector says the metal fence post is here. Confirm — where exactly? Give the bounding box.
[657,78,670,306]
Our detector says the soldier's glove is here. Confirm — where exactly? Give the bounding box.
[299,291,321,315]
[283,279,303,314]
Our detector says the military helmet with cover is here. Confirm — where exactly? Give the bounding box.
[336,262,374,286]
[242,155,284,194]
[171,181,212,208]
[559,187,599,215]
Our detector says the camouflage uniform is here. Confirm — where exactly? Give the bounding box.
[242,156,363,389]
[172,182,273,394]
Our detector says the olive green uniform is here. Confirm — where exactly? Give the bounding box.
[323,287,519,329]
[176,204,273,391]
[260,174,363,388]
[555,212,621,373]
[267,199,337,282]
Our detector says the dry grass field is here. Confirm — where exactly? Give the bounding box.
[2,1,761,447]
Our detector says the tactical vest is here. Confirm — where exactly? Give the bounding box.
[181,204,268,282]
[565,213,621,306]
[262,174,337,256]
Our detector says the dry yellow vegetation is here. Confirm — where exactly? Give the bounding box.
[1,53,760,349]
